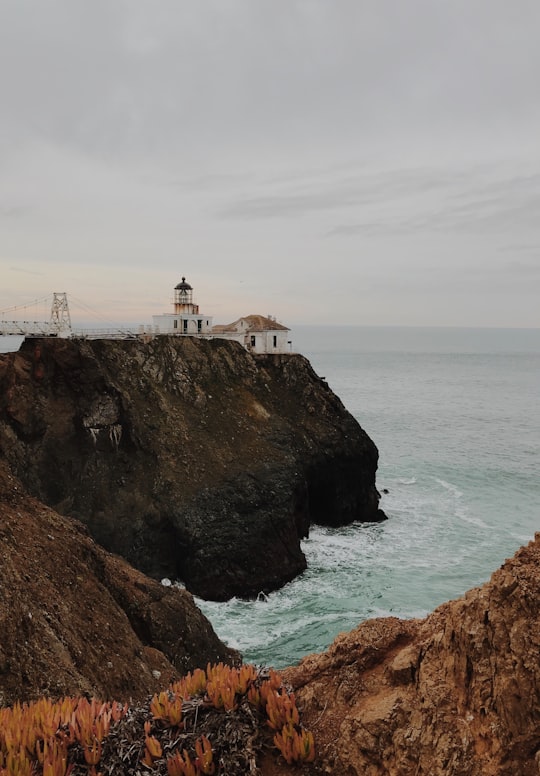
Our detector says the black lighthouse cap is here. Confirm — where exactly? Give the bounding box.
[175,276,192,290]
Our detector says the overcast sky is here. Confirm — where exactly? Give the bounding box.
[1,0,539,328]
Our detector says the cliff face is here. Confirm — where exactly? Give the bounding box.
[282,534,540,776]
[0,336,383,601]
[0,461,236,706]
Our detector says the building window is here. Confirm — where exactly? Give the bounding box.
[198,319,202,332]
[183,320,188,333]
[273,335,277,348]
[174,319,178,329]
[250,335,256,347]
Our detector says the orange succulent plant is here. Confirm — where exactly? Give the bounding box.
[194,736,214,775]
[0,695,126,776]
[166,749,197,776]
[0,662,314,773]
[150,691,184,728]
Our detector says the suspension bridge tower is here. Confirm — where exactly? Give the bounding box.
[49,292,72,334]
[0,292,72,337]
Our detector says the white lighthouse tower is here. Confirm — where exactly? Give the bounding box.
[152,277,213,335]
[174,277,197,315]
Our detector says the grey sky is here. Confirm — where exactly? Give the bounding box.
[1,0,539,327]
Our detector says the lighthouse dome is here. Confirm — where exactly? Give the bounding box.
[175,277,192,291]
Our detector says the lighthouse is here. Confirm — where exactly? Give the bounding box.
[152,277,213,335]
[174,277,198,314]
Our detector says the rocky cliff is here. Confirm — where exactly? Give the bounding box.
[0,461,236,706]
[282,534,540,776]
[0,336,384,601]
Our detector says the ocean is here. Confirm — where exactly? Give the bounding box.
[196,326,540,667]
[2,328,539,669]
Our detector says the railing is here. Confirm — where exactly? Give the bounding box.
[0,321,66,336]
[70,328,215,341]
[0,323,219,341]
[70,328,139,340]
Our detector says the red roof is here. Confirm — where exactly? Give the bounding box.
[212,314,289,333]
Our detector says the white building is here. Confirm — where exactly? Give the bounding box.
[152,277,213,335]
[151,278,291,353]
[212,314,291,354]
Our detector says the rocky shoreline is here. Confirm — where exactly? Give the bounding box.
[2,452,539,774]
[0,336,384,601]
[283,533,540,775]
[3,335,537,773]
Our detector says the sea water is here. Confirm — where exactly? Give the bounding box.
[196,326,540,667]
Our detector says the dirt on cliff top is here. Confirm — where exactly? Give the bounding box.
[282,533,540,776]
[0,460,237,706]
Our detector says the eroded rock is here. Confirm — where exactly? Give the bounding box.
[282,535,540,776]
[0,461,237,705]
[0,336,384,600]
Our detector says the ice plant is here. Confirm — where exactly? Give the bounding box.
[142,735,163,767]
[0,694,126,776]
[150,691,183,728]
[70,697,112,747]
[166,749,197,776]
[253,668,283,710]
[236,664,257,695]
[295,728,315,763]
[82,739,102,767]
[205,663,237,711]
[194,736,214,775]
[0,662,314,773]
[265,689,300,730]
[273,723,315,765]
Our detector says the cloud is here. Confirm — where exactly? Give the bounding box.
[326,163,540,239]
[1,1,540,326]
[2,1,540,165]
[0,206,29,220]
[8,266,45,276]
[505,260,540,276]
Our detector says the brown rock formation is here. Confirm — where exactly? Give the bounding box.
[0,461,236,706]
[282,534,540,775]
[0,336,384,601]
